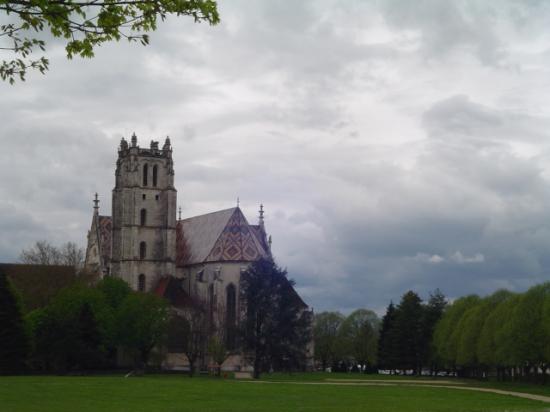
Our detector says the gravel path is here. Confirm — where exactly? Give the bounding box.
[240,380,550,404]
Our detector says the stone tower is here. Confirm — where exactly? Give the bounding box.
[110,133,177,292]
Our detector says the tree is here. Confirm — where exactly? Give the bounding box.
[393,291,423,374]
[339,309,379,372]
[116,292,169,371]
[240,257,310,379]
[508,283,550,382]
[378,302,399,373]
[421,289,447,374]
[476,290,516,380]
[96,276,132,310]
[0,272,29,373]
[179,299,209,377]
[207,303,230,376]
[313,311,345,371]
[20,241,84,269]
[0,0,220,83]
[27,284,109,372]
[433,294,480,372]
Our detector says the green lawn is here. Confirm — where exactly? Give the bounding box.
[0,374,548,412]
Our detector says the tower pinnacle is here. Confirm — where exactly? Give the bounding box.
[259,203,265,227]
[93,193,100,214]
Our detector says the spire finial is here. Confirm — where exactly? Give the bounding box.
[93,193,100,214]
[259,203,265,227]
[131,132,137,147]
[237,197,240,207]
[178,206,182,221]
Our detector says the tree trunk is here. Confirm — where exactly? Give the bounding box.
[253,356,261,379]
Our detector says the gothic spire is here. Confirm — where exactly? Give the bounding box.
[93,193,100,215]
[259,203,265,228]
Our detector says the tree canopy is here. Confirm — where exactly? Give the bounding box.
[0,0,220,83]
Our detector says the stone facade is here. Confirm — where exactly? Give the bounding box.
[110,134,177,292]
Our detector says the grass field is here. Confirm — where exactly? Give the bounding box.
[1,373,549,412]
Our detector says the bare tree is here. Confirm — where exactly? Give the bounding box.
[178,299,209,377]
[20,241,84,270]
[207,302,230,376]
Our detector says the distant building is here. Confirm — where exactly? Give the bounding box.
[84,134,311,370]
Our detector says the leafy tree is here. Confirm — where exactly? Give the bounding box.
[96,276,132,310]
[27,285,109,371]
[313,311,345,371]
[477,290,516,380]
[240,257,310,379]
[0,272,29,373]
[339,309,379,371]
[433,294,480,371]
[0,0,220,83]
[116,292,169,371]
[508,283,550,381]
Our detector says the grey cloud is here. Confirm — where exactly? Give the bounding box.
[3,1,550,314]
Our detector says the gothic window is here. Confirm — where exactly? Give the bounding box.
[140,209,147,226]
[152,165,158,187]
[139,241,146,259]
[208,283,215,326]
[226,283,237,350]
[138,274,146,292]
[143,164,148,186]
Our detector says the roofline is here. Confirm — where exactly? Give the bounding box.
[178,207,238,223]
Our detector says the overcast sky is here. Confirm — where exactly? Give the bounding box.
[2,0,550,313]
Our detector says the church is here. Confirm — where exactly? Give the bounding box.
[84,133,310,370]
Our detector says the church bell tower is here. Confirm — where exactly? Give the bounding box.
[110,133,177,291]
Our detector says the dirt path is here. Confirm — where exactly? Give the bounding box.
[325,378,465,385]
[240,380,550,404]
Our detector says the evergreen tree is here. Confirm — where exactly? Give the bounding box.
[378,302,399,372]
[240,258,310,379]
[420,289,447,373]
[0,272,29,373]
[394,291,423,374]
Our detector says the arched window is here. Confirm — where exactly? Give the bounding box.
[226,283,237,350]
[152,165,158,187]
[140,208,147,226]
[138,274,146,292]
[208,283,215,327]
[142,164,148,186]
[139,241,146,260]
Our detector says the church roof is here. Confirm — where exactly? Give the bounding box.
[176,207,269,266]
